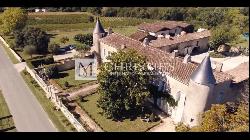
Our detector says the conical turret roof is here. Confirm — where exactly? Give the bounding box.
[190,56,216,85]
[93,17,105,34]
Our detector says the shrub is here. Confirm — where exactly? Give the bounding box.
[175,123,190,132]
[44,64,59,79]
[64,81,69,88]
[23,45,37,58]
[26,55,54,68]
[48,43,60,54]
[60,36,69,44]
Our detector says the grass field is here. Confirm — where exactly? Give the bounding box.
[20,70,77,132]
[0,90,16,132]
[53,69,92,91]
[77,93,160,132]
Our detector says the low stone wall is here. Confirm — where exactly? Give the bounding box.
[0,36,23,62]
[25,66,86,132]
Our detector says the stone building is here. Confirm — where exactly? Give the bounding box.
[91,19,243,127]
[130,21,210,56]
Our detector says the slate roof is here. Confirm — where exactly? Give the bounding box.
[93,18,105,34]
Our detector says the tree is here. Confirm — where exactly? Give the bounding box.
[97,49,152,120]
[88,16,94,23]
[48,43,60,54]
[16,27,50,54]
[209,25,240,51]
[60,36,69,44]
[0,7,27,35]
[74,33,93,46]
[23,45,36,58]
[75,43,90,53]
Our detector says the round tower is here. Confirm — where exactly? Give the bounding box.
[93,17,106,55]
[93,17,106,67]
[182,56,216,127]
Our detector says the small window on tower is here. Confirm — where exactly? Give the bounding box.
[190,118,194,122]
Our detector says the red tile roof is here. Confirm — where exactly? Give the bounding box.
[226,62,249,83]
[138,21,191,33]
[129,31,148,41]
[100,33,232,85]
[150,30,211,47]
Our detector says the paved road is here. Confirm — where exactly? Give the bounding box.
[0,43,57,132]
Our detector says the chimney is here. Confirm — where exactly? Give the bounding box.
[165,34,170,39]
[108,27,113,35]
[121,44,126,50]
[143,38,149,47]
[215,62,223,72]
[171,50,179,58]
[183,54,191,63]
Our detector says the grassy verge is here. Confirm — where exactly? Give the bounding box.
[20,70,77,132]
[53,69,93,92]
[0,41,20,64]
[77,93,160,132]
[0,90,16,132]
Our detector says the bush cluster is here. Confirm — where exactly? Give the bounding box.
[26,55,54,68]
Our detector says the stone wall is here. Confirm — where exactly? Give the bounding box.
[25,66,86,132]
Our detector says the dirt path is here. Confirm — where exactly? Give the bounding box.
[68,84,98,99]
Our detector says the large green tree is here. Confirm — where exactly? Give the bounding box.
[209,25,240,51]
[0,8,27,35]
[15,27,50,53]
[97,49,152,120]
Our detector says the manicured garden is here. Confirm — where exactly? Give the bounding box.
[77,93,161,132]
[53,69,94,92]
[20,70,77,132]
[0,90,16,132]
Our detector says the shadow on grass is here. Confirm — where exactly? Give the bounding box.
[53,72,69,79]
[48,33,58,39]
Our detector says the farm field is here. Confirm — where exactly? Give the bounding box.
[27,12,155,46]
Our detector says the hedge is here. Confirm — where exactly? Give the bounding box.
[26,55,54,69]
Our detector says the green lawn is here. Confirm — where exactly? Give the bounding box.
[0,90,16,132]
[77,93,160,132]
[20,70,77,132]
[53,69,93,92]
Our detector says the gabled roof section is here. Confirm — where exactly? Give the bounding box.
[138,21,191,33]
[93,18,105,34]
[150,30,211,48]
[190,56,216,85]
[99,33,232,85]
[129,31,148,41]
